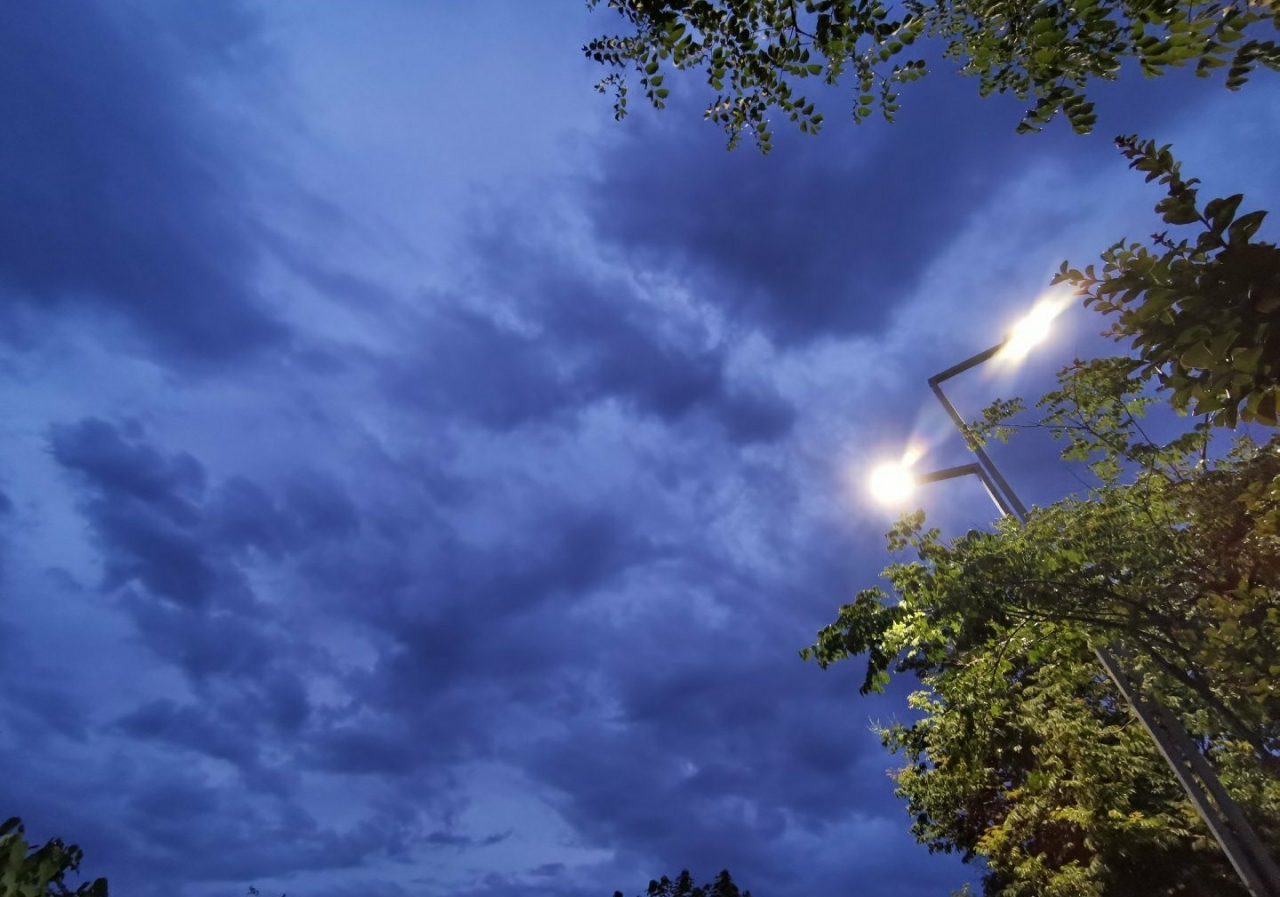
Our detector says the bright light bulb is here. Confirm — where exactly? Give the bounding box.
[1003,297,1068,361]
[869,461,917,506]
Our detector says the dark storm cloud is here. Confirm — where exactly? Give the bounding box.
[0,2,286,362]
[119,698,260,768]
[581,76,1039,346]
[531,652,897,844]
[52,418,223,608]
[1,681,90,744]
[47,417,370,715]
[0,488,12,583]
[50,417,367,613]
[370,510,651,661]
[384,303,572,430]
[126,594,279,681]
[285,470,362,541]
[0,731,434,897]
[50,418,206,509]
[212,475,294,560]
[118,668,310,769]
[23,418,459,892]
[111,766,426,882]
[582,53,1238,348]
[544,272,796,441]
[266,456,855,864]
[301,504,662,778]
[385,251,796,442]
[424,829,512,849]
[492,492,947,896]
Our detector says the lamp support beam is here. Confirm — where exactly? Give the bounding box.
[928,342,1029,520]
[916,464,1018,519]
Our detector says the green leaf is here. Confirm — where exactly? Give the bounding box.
[1228,209,1266,243]
[1204,194,1243,232]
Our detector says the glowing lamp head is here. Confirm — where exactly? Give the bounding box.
[869,461,917,506]
[1003,297,1069,362]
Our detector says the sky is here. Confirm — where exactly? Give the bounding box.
[1,3,1278,897]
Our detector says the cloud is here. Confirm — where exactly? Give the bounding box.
[424,829,513,849]
[381,238,796,443]
[117,666,310,768]
[49,416,368,615]
[110,764,427,884]
[580,77,1033,346]
[0,1,286,362]
[50,418,225,608]
[292,502,665,783]
[578,56,1247,352]
[51,418,227,609]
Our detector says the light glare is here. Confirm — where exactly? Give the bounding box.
[1002,296,1069,361]
[869,461,917,505]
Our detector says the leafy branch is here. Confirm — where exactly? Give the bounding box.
[1057,136,1280,428]
[586,0,1280,150]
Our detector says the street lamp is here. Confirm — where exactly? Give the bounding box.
[1003,297,1065,361]
[913,304,1280,897]
[868,460,1017,518]
[923,300,1058,518]
[867,460,917,505]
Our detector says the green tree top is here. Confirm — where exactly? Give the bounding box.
[0,818,107,897]
[586,0,1274,149]
[1058,136,1280,429]
[585,0,1280,149]
[614,869,751,897]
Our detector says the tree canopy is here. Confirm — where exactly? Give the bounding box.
[802,357,1280,896]
[613,869,751,897]
[1058,136,1280,429]
[585,0,1280,149]
[0,818,107,897]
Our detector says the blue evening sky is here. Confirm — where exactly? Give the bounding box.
[1,3,1278,896]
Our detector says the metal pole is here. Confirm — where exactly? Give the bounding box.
[927,351,1280,897]
[1096,643,1280,897]
[917,463,1016,519]
[928,341,1028,520]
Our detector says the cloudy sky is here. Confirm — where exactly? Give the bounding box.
[2,4,1278,897]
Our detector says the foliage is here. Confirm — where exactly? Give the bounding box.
[974,357,1280,764]
[802,361,1280,895]
[613,869,751,897]
[0,818,107,897]
[584,0,1280,150]
[1057,136,1280,428]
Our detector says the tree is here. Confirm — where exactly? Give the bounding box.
[0,818,108,897]
[881,619,1257,897]
[802,359,1280,896]
[1057,136,1280,429]
[613,869,751,897]
[584,0,1280,149]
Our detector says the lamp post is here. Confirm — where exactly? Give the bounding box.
[907,309,1280,897]
[869,461,1018,518]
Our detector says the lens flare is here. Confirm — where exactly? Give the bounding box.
[869,460,917,505]
[1001,295,1070,362]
